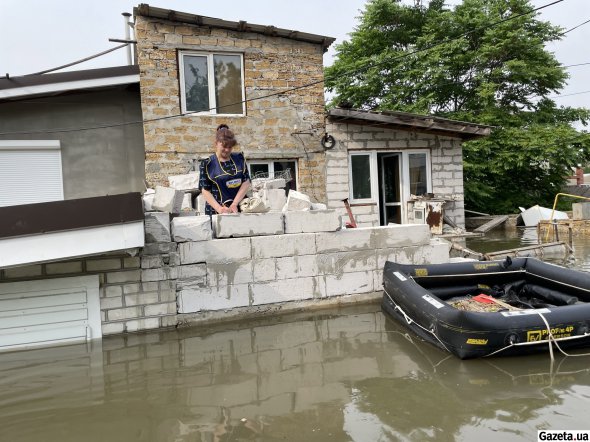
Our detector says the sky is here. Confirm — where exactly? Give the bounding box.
[1,0,589,113]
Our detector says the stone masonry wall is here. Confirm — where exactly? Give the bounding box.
[0,253,177,336]
[135,15,328,202]
[325,121,466,228]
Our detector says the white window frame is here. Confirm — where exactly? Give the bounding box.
[248,160,299,188]
[0,140,64,207]
[179,51,246,116]
[348,150,432,222]
[348,152,378,204]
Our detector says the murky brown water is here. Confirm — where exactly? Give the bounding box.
[1,302,590,442]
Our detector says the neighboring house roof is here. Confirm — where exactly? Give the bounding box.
[0,65,140,101]
[134,3,336,52]
[328,108,492,140]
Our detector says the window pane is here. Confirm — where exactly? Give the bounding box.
[213,54,243,114]
[351,155,371,200]
[273,161,297,191]
[250,163,270,179]
[409,153,428,196]
[183,55,209,112]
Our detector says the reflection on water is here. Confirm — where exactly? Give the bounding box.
[467,227,590,272]
[0,304,589,442]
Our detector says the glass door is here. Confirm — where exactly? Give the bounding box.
[378,153,402,225]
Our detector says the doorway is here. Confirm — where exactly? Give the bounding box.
[378,153,402,225]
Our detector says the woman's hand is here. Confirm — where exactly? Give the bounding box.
[229,202,239,213]
[217,205,231,214]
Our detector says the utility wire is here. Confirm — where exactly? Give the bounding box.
[2,44,130,78]
[559,18,590,36]
[0,0,565,136]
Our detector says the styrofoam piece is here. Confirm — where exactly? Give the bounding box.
[519,205,568,227]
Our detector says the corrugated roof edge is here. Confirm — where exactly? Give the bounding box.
[134,3,336,52]
[327,108,493,140]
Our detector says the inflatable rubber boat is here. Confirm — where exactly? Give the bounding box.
[382,257,590,359]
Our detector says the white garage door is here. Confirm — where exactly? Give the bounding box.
[0,275,101,351]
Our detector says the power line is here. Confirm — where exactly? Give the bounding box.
[551,89,590,99]
[560,18,590,36]
[0,0,565,136]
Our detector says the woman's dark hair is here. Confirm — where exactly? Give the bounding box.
[215,124,237,148]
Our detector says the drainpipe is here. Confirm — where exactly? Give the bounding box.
[123,12,132,65]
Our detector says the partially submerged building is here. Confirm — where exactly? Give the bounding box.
[0,4,490,351]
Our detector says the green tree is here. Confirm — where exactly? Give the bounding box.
[325,0,590,213]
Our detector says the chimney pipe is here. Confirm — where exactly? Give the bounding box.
[122,12,132,65]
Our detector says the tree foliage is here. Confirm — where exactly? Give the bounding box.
[325,0,590,213]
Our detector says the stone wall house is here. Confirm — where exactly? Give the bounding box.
[134,4,335,202]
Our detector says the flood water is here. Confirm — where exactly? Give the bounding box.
[2,228,590,441]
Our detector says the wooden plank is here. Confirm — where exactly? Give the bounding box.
[473,215,509,233]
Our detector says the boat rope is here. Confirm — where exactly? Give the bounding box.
[483,310,590,359]
[384,291,452,354]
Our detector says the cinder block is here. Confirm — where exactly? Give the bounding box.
[178,264,207,279]
[152,186,184,214]
[250,277,324,305]
[207,260,253,286]
[144,212,171,243]
[214,212,284,238]
[181,193,192,210]
[144,302,176,316]
[46,261,83,275]
[3,265,42,279]
[123,257,140,269]
[142,242,177,255]
[100,297,123,310]
[260,188,287,211]
[102,322,125,335]
[125,318,161,332]
[171,216,212,242]
[143,189,155,212]
[103,285,123,298]
[168,173,199,190]
[179,237,252,264]
[107,270,141,284]
[284,210,341,234]
[141,267,178,282]
[371,224,431,248]
[86,258,122,271]
[141,255,163,269]
[107,306,142,321]
[251,233,316,259]
[317,250,377,275]
[178,284,251,313]
[573,202,590,220]
[125,292,159,306]
[315,228,373,253]
[253,259,276,281]
[324,271,374,297]
[284,190,311,211]
[275,255,318,279]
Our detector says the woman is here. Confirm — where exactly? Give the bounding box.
[199,124,251,215]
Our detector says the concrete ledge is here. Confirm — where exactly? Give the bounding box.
[177,292,382,327]
[284,210,341,234]
[214,213,284,238]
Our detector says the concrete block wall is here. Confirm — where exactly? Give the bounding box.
[0,253,177,336]
[176,223,450,315]
[135,15,328,202]
[325,120,466,228]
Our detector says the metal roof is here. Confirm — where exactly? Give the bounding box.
[0,65,139,101]
[134,4,336,52]
[327,108,492,140]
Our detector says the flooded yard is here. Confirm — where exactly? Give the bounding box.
[1,301,590,441]
[2,227,590,441]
